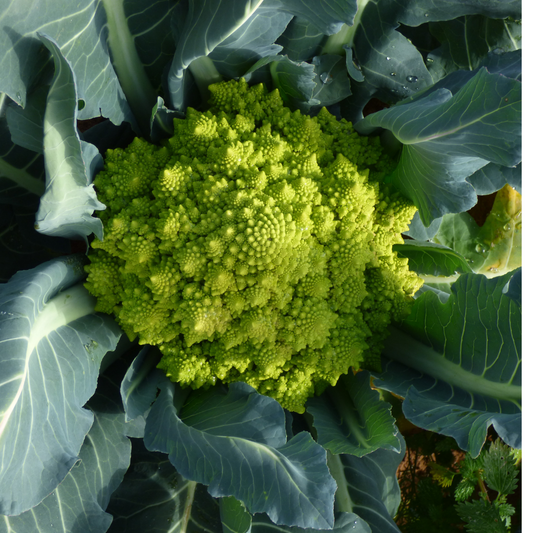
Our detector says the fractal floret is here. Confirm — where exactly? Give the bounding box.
[85,78,422,413]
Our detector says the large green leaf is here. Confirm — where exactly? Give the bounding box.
[336,0,520,122]
[271,0,357,36]
[307,371,400,457]
[467,162,521,195]
[268,56,317,104]
[374,271,521,456]
[427,15,521,82]
[307,54,352,108]
[432,184,521,278]
[393,241,474,278]
[356,68,521,226]
[397,0,521,27]
[170,0,266,73]
[277,17,326,62]
[33,34,105,241]
[208,6,293,79]
[327,438,405,533]
[0,0,176,132]
[120,346,169,438]
[0,255,123,516]
[405,49,521,107]
[111,455,372,532]
[0,362,132,532]
[0,0,130,126]
[107,440,223,533]
[219,496,373,533]
[144,380,336,529]
[349,0,433,107]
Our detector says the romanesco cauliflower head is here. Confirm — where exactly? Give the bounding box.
[85,78,422,413]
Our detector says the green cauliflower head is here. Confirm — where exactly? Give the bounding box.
[85,78,422,413]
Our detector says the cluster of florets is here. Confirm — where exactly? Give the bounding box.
[85,78,422,413]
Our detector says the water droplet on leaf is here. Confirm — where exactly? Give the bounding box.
[406,75,418,83]
[386,56,391,60]
[475,244,486,253]
[319,72,332,84]
[390,72,396,76]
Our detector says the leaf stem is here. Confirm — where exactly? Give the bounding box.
[188,56,223,108]
[321,24,356,56]
[101,0,156,137]
[327,451,353,513]
[0,92,8,118]
[321,0,370,55]
[180,481,197,533]
[477,472,490,501]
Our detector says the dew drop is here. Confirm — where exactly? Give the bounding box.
[16,92,22,102]
[390,72,396,76]
[406,75,418,83]
[402,86,408,90]
[427,57,434,63]
[424,13,429,17]
[386,56,391,60]
[475,244,486,253]
[319,72,332,84]
[504,223,512,231]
